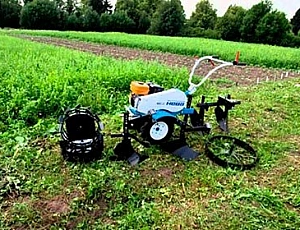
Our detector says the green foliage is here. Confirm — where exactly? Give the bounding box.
[115,0,162,34]
[9,30,300,70]
[138,0,163,16]
[1,34,300,229]
[291,8,300,36]
[99,13,111,31]
[85,0,112,15]
[115,0,139,23]
[23,0,33,4]
[64,0,77,15]
[188,0,217,30]
[137,0,164,34]
[53,0,64,10]
[0,35,187,125]
[256,10,291,46]
[81,7,100,31]
[110,11,136,33]
[240,0,272,43]
[0,0,21,28]
[20,0,62,30]
[65,13,84,31]
[281,33,300,48]
[148,0,185,36]
[216,5,246,41]
[115,0,152,34]
[184,27,221,39]
[100,11,136,33]
[137,11,151,34]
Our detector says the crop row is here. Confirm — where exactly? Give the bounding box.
[0,34,191,127]
[5,29,300,70]
[1,33,300,230]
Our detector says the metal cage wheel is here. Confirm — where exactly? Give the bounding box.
[205,135,259,170]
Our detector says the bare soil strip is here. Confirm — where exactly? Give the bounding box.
[18,35,300,86]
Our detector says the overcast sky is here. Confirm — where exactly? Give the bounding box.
[110,0,299,19]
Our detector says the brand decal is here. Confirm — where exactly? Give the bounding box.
[166,101,185,106]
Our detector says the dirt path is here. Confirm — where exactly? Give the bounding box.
[19,35,300,86]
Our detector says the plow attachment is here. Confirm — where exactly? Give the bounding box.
[160,139,199,161]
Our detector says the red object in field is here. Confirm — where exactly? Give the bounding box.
[235,51,240,63]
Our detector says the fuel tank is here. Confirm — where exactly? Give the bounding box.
[132,89,187,114]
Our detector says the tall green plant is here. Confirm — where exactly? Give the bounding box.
[20,0,62,30]
[291,8,300,36]
[0,0,21,28]
[240,0,272,43]
[148,0,185,36]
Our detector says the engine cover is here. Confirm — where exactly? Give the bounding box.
[133,89,187,114]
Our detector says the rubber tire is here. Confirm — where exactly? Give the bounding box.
[143,118,174,144]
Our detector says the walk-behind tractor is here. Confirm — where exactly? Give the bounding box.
[59,52,259,170]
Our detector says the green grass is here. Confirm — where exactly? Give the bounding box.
[2,29,300,70]
[0,34,300,229]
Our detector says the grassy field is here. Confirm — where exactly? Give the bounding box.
[0,34,300,229]
[3,29,300,70]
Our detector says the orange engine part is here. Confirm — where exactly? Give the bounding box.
[130,81,149,95]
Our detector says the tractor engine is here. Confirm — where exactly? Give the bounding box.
[130,81,164,107]
[130,81,188,114]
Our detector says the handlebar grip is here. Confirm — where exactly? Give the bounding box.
[212,55,219,59]
[233,61,246,66]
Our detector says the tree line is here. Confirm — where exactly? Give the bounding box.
[1,0,300,47]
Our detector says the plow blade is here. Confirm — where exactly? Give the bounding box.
[215,106,228,132]
[112,140,148,166]
[160,139,199,161]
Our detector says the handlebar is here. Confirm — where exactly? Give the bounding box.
[233,61,246,66]
[187,54,246,95]
[188,56,233,90]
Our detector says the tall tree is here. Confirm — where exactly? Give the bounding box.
[82,7,101,31]
[65,13,84,30]
[137,0,163,33]
[137,11,151,34]
[188,0,217,30]
[138,0,163,17]
[148,0,185,36]
[240,0,272,43]
[23,0,33,5]
[0,0,22,28]
[291,8,300,35]
[64,0,77,15]
[86,0,112,15]
[20,0,62,30]
[256,10,291,45]
[115,0,163,33]
[115,0,138,31]
[115,0,139,22]
[100,11,135,32]
[216,5,246,41]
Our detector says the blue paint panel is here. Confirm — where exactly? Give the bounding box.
[152,110,176,121]
[181,108,195,115]
[128,107,145,116]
